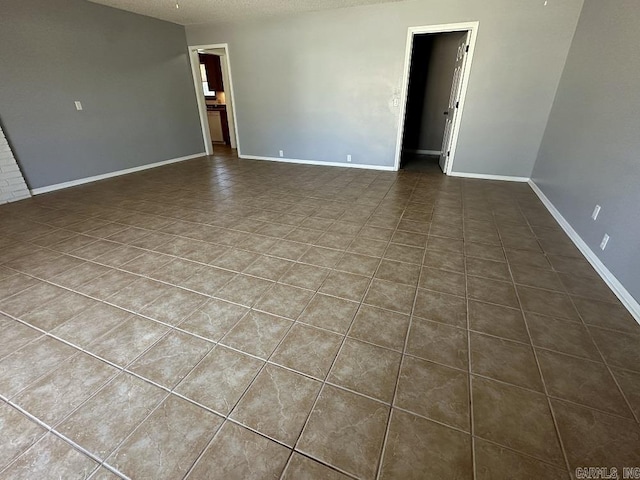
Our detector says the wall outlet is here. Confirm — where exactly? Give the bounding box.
[393,98,399,107]
[74,101,83,111]
[591,205,601,221]
[600,234,610,250]
[346,154,352,163]
[279,150,284,157]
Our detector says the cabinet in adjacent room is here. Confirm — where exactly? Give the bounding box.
[199,54,224,92]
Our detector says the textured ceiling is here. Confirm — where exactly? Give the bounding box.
[88,0,407,26]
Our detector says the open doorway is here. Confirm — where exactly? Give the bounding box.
[188,44,239,156]
[394,23,478,173]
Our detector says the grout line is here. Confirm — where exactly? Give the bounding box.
[1,165,638,478]
[374,178,426,480]
[461,181,478,480]
[503,200,574,478]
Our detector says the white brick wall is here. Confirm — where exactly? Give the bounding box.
[0,126,31,204]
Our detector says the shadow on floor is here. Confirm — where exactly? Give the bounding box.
[400,152,443,173]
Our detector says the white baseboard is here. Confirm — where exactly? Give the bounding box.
[239,154,396,171]
[404,149,441,156]
[449,171,530,182]
[31,152,206,195]
[528,180,640,325]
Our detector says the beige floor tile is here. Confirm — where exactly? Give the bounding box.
[413,288,466,327]
[128,331,213,389]
[0,402,47,470]
[13,353,118,426]
[282,452,351,480]
[254,283,314,319]
[467,276,519,309]
[383,243,424,264]
[181,266,236,296]
[328,338,401,403]
[1,433,98,480]
[243,255,294,281]
[2,150,638,479]
[611,368,640,420]
[464,242,505,262]
[589,326,640,373]
[468,301,529,343]
[526,312,600,360]
[175,345,263,415]
[375,259,421,286]
[472,376,564,466]
[186,421,290,480]
[76,269,139,299]
[551,399,640,472]
[470,332,543,391]
[474,438,569,480]
[298,385,389,479]
[0,282,67,318]
[379,409,472,480]
[419,266,466,296]
[280,263,330,290]
[220,310,292,359]
[108,395,223,480]
[20,292,97,331]
[465,257,511,281]
[298,294,359,334]
[88,315,169,367]
[140,287,208,325]
[559,272,619,303]
[537,350,632,417]
[422,249,465,273]
[213,248,263,271]
[215,274,274,307]
[0,336,77,398]
[517,285,580,321]
[231,364,321,446]
[511,264,565,292]
[407,317,468,370]
[573,297,640,334]
[363,279,416,315]
[300,246,343,268]
[348,305,409,351]
[271,323,343,379]
[396,355,470,431]
[335,252,380,277]
[319,270,371,302]
[179,298,247,339]
[0,316,42,360]
[58,373,166,460]
[50,303,131,349]
[106,277,169,312]
[347,237,388,257]
[268,239,311,260]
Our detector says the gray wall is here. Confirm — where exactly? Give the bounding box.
[532,0,640,302]
[0,0,204,189]
[418,32,464,152]
[186,0,583,175]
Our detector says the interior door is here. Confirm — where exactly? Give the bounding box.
[439,32,469,173]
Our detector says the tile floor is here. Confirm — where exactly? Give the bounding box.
[0,147,639,479]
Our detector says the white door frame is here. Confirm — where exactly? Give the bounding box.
[393,22,479,173]
[187,43,241,156]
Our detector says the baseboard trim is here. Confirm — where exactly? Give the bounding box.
[528,180,640,324]
[31,152,206,195]
[404,149,441,156]
[449,171,530,182]
[239,154,396,171]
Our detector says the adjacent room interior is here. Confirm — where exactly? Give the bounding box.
[0,0,639,478]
